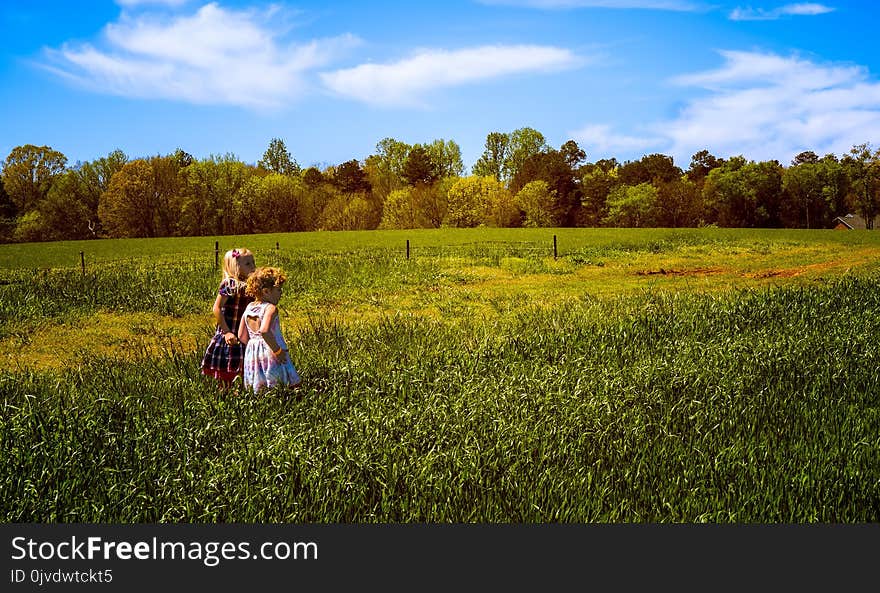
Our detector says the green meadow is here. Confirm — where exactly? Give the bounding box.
[1,228,879,521]
[2,226,880,270]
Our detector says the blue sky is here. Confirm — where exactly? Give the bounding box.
[2,0,878,172]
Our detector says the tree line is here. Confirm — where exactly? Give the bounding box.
[2,128,879,243]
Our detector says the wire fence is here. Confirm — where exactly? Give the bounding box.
[42,235,564,276]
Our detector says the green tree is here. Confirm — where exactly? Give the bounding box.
[174,148,194,168]
[9,151,122,242]
[655,176,703,227]
[842,143,880,229]
[488,183,519,227]
[379,187,419,229]
[150,154,185,236]
[179,154,252,235]
[402,145,439,186]
[334,159,371,194]
[750,160,784,227]
[0,177,14,241]
[594,158,619,173]
[425,177,456,227]
[302,177,339,231]
[471,132,509,181]
[426,139,464,178]
[560,140,586,170]
[99,160,158,237]
[505,127,547,183]
[619,153,682,186]
[686,149,724,186]
[319,190,378,231]
[510,149,580,226]
[365,138,411,201]
[75,149,128,236]
[379,182,451,229]
[579,166,620,226]
[245,173,311,232]
[444,176,512,227]
[445,176,490,227]
[791,150,819,166]
[12,211,48,243]
[258,138,300,176]
[817,155,849,224]
[515,180,555,227]
[603,183,659,227]
[1,144,67,213]
[327,159,382,228]
[782,161,825,228]
[0,176,13,219]
[302,166,324,187]
[39,170,94,240]
[702,157,783,227]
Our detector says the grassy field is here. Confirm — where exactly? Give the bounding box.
[2,228,879,521]
[3,226,880,269]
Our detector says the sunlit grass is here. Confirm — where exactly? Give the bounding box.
[2,228,880,522]
[3,277,879,522]
[4,234,880,370]
[3,226,880,269]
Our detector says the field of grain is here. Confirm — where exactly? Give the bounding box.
[2,228,879,521]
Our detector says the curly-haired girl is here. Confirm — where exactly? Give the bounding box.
[237,266,300,392]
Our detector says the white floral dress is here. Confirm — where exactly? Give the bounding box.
[242,301,300,392]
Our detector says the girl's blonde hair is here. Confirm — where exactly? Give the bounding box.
[221,247,254,291]
[246,266,287,300]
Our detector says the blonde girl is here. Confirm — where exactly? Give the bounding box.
[200,248,257,386]
[238,266,300,392]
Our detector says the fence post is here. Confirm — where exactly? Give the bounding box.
[406,239,410,260]
[553,235,557,260]
[276,241,279,252]
[214,241,219,270]
[80,251,85,275]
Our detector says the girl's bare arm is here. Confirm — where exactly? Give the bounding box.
[259,304,287,361]
[237,313,249,346]
[212,293,228,329]
[213,293,239,344]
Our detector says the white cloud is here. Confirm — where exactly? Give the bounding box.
[662,51,880,164]
[478,0,701,9]
[729,3,835,21]
[672,50,860,89]
[320,45,582,107]
[570,124,664,157]
[42,2,360,109]
[782,2,835,15]
[570,50,880,165]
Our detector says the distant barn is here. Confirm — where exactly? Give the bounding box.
[832,213,880,230]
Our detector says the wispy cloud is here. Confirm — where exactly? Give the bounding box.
[477,0,701,10]
[570,124,663,156]
[729,3,835,21]
[571,50,880,165]
[663,50,880,163]
[41,2,360,109]
[320,45,583,107]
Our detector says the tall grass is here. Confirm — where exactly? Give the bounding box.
[3,227,880,270]
[0,251,444,330]
[3,276,878,522]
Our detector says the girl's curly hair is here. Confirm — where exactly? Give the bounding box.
[245,266,288,299]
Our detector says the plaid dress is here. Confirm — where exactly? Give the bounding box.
[200,278,254,382]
